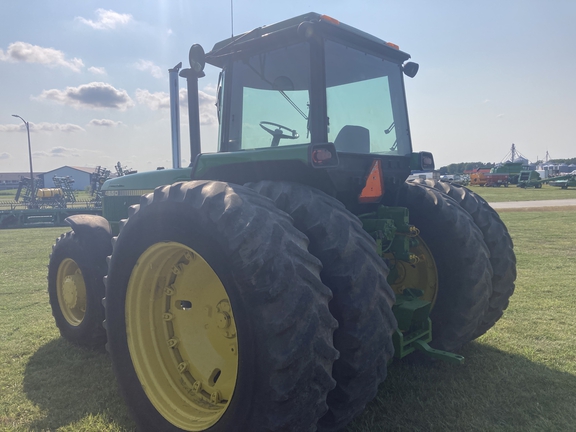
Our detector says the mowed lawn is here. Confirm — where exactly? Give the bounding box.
[462,183,576,202]
[1,208,575,431]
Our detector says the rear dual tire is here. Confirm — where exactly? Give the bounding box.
[102,178,501,430]
[397,182,493,352]
[247,181,396,432]
[411,179,516,338]
[105,181,339,432]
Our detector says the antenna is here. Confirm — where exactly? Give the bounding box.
[231,0,234,37]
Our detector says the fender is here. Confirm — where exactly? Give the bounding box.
[65,214,113,258]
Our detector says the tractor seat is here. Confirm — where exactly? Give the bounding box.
[334,125,370,153]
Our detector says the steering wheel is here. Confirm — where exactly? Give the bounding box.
[259,121,299,147]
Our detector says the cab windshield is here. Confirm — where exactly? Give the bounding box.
[222,38,411,155]
[224,42,311,151]
[325,40,411,156]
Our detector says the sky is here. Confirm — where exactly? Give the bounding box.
[1,1,575,173]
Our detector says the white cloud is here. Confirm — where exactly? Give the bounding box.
[88,119,124,127]
[135,88,217,125]
[76,9,133,30]
[34,147,81,158]
[0,124,23,132]
[0,42,84,72]
[0,122,84,133]
[30,122,85,133]
[198,91,217,125]
[37,82,134,110]
[0,152,10,160]
[135,89,171,110]
[88,66,107,75]
[135,60,164,79]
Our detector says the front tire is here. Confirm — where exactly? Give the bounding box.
[47,231,108,348]
[247,181,396,432]
[105,181,339,432]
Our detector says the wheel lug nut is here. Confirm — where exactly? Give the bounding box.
[210,391,222,404]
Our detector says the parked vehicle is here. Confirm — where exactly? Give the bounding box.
[47,13,515,431]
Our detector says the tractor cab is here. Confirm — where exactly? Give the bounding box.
[187,13,432,208]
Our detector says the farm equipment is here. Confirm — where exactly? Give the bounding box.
[14,177,42,207]
[491,161,523,184]
[547,173,576,189]
[114,161,137,177]
[1,174,99,228]
[15,175,76,208]
[470,169,509,187]
[90,166,111,206]
[469,170,488,186]
[515,170,575,189]
[47,13,516,432]
[485,173,509,187]
[89,163,135,207]
[517,169,543,188]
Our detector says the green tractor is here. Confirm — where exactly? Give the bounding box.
[47,13,516,431]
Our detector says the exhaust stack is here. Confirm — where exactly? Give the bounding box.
[169,62,182,169]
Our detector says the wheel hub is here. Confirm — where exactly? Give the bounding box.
[126,242,238,430]
[62,274,82,309]
[387,235,438,306]
[56,259,87,326]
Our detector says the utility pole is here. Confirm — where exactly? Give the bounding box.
[12,114,36,208]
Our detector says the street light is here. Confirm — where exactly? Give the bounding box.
[11,114,36,208]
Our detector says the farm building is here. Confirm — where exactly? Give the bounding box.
[41,166,95,190]
[0,172,43,191]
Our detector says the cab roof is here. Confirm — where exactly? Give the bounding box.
[206,12,411,68]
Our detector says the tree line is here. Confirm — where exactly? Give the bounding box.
[439,158,576,174]
[547,157,576,165]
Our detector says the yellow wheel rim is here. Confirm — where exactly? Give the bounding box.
[387,235,438,307]
[56,258,87,326]
[126,242,238,431]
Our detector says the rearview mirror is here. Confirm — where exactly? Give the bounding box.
[403,62,419,78]
[189,44,206,73]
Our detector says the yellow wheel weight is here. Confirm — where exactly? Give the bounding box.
[387,235,439,307]
[126,242,238,431]
[56,258,87,326]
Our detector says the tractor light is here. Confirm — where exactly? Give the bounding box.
[410,151,435,171]
[320,15,340,25]
[386,42,400,50]
[313,149,332,163]
[309,143,339,168]
[359,159,384,203]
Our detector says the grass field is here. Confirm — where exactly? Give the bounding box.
[464,183,576,202]
[1,208,575,431]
